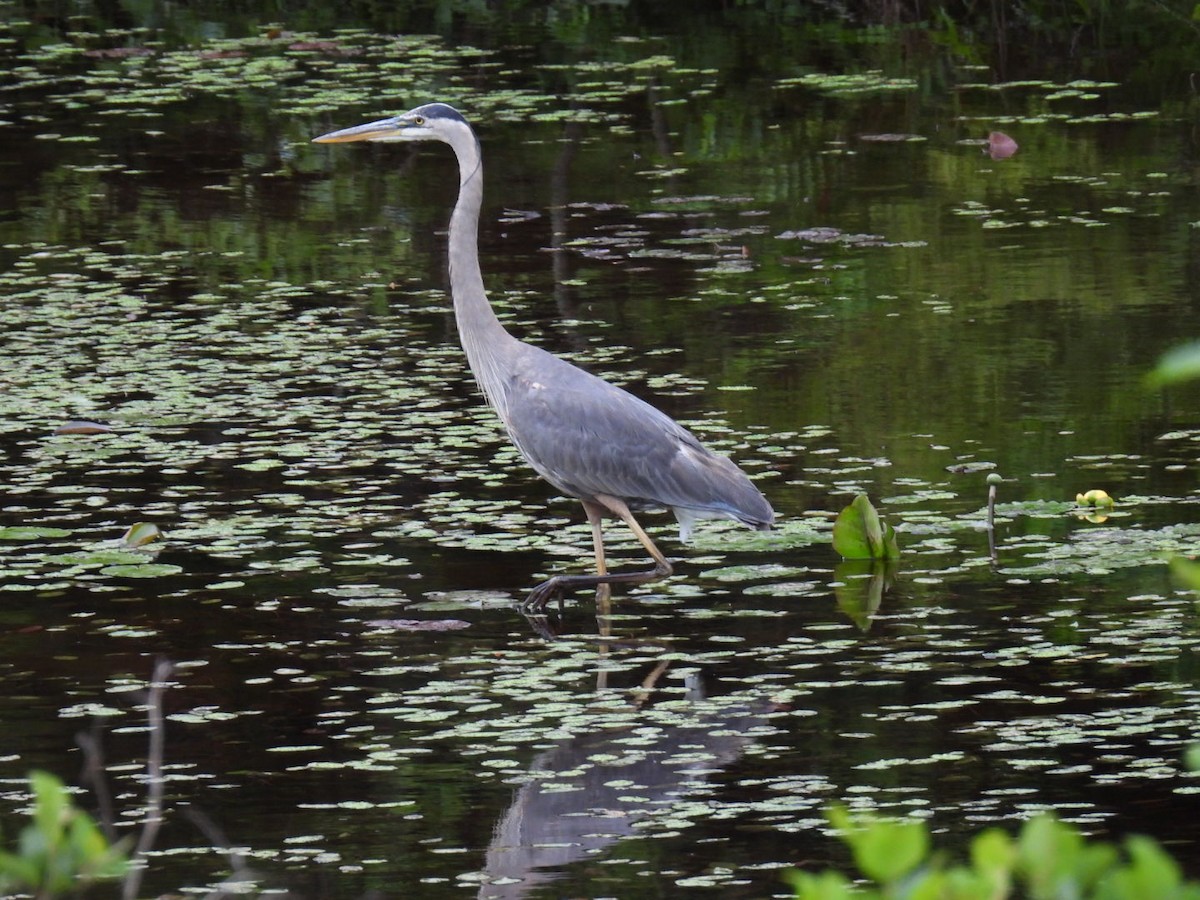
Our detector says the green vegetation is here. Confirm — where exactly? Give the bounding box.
[1150,342,1200,592]
[1,0,1200,895]
[789,806,1200,899]
[1150,342,1200,389]
[833,495,899,560]
[0,771,127,897]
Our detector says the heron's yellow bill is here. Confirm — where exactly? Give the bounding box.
[312,116,401,143]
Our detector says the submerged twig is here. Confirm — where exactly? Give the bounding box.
[121,658,175,900]
[77,722,118,843]
[184,806,256,899]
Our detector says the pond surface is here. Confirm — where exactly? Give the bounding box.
[2,3,1200,897]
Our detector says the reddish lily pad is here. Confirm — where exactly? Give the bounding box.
[53,420,112,435]
[364,619,471,632]
[986,131,1019,159]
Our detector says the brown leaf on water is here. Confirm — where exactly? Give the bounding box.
[83,47,155,59]
[365,619,471,632]
[54,420,112,435]
[986,131,1019,159]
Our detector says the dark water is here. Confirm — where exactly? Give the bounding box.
[2,3,1200,897]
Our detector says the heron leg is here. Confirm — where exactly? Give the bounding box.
[598,494,673,574]
[584,500,608,577]
[520,495,674,613]
[585,501,614,624]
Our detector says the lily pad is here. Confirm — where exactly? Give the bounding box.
[98,563,184,578]
[0,527,72,540]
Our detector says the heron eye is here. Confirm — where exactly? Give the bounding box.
[413,115,425,126]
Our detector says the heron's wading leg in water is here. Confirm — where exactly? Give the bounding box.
[314,103,774,615]
[526,495,675,612]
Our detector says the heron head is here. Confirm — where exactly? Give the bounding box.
[312,102,468,145]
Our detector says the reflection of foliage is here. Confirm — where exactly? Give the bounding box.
[1173,557,1200,592]
[0,771,127,897]
[789,805,1200,900]
[1149,342,1200,388]
[1151,342,1200,591]
[832,559,895,630]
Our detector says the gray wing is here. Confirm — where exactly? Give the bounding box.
[496,343,772,526]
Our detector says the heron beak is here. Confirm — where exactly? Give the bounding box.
[312,116,403,143]
[313,114,433,144]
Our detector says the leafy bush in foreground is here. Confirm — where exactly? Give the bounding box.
[0,771,127,897]
[789,805,1200,900]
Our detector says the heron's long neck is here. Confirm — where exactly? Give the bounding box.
[446,130,515,416]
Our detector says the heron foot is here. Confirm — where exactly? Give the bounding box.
[520,577,567,615]
[519,562,672,616]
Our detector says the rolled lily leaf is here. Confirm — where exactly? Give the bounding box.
[832,494,900,560]
[120,522,162,548]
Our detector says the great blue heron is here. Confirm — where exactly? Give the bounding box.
[313,102,774,612]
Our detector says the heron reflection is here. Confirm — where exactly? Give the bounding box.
[476,669,774,898]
